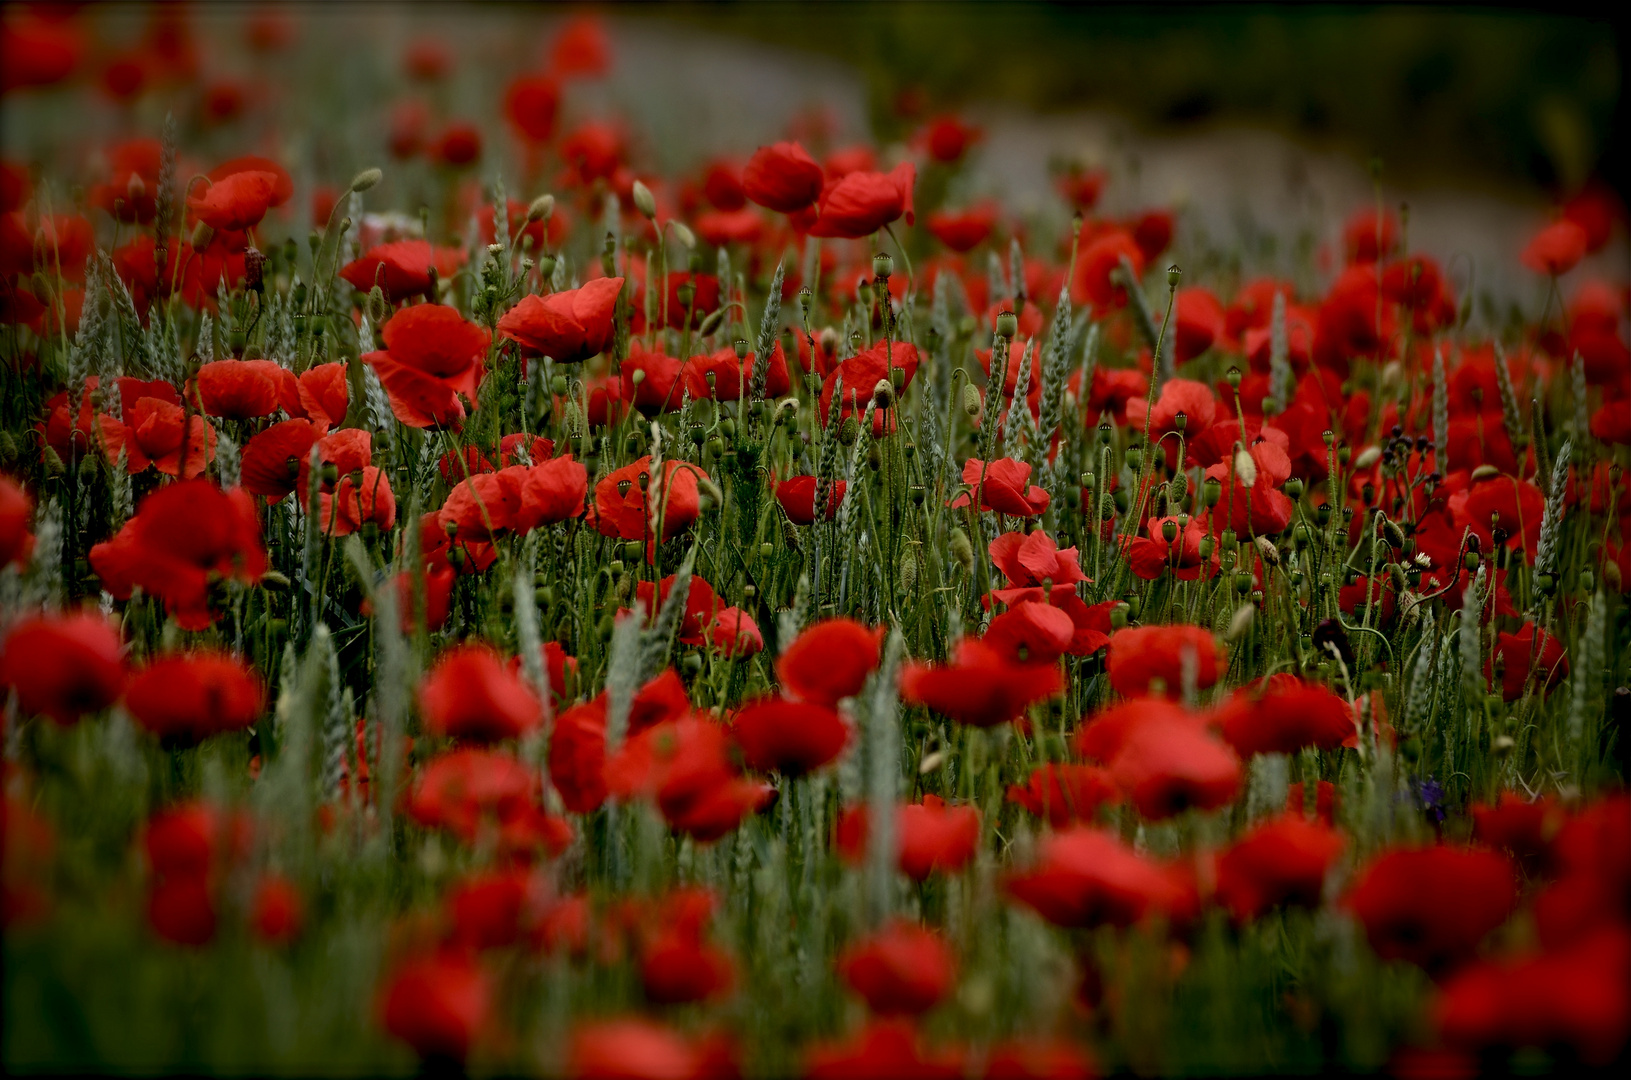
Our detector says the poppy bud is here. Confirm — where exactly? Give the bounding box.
[1167,470,1188,505]
[867,444,882,470]
[1233,447,1258,487]
[1605,562,1622,593]
[961,383,982,417]
[629,368,646,387]
[1198,536,1215,560]
[1353,445,1381,470]
[536,254,557,279]
[1580,568,1596,593]
[631,180,657,219]
[873,379,894,409]
[669,221,697,249]
[1337,445,1351,464]
[676,282,696,308]
[1463,551,1480,571]
[1254,535,1281,567]
[949,528,973,572]
[527,194,554,223]
[191,221,215,249]
[995,310,1018,339]
[1469,464,1501,483]
[244,247,266,291]
[872,252,893,279]
[838,416,860,446]
[349,167,383,193]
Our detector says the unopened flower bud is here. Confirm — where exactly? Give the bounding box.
[873,379,895,408]
[127,173,147,202]
[1233,447,1258,487]
[190,221,215,249]
[527,193,555,222]
[962,383,982,418]
[838,415,860,446]
[1167,470,1188,505]
[1354,445,1381,470]
[949,528,974,572]
[631,179,657,219]
[669,221,696,249]
[349,167,383,193]
[1226,604,1255,641]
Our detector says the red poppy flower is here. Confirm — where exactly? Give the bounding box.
[620,343,684,413]
[1071,230,1144,311]
[818,340,921,437]
[729,696,849,776]
[898,795,980,879]
[504,73,560,143]
[550,14,612,77]
[148,874,218,946]
[1343,208,1399,265]
[1487,623,1568,703]
[381,951,491,1062]
[1436,927,1631,1067]
[512,454,589,530]
[1313,265,1395,370]
[188,160,289,232]
[549,699,610,814]
[681,342,792,401]
[982,603,1077,666]
[1131,209,1174,263]
[927,202,997,252]
[250,875,304,945]
[30,215,94,281]
[568,1019,736,1080]
[193,358,283,420]
[640,928,736,1006]
[1007,764,1120,827]
[775,476,846,524]
[840,920,956,1015]
[1345,846,1517,971]
[0,612,125,725]
[0,474,34,568]
[90,480,267,629]
[703,607,762,657]
[340,239,467,302]
[635,574,724,646]
[419,644,542,743]
[1521,219,1589,276]
[921,114,982,163]
[1452,474,1546,560]
[900,638,1064,728]
[365,304,489,429]
[1471,794,1563,873]
[323,466,396,535]
[1215,815,1344,921]
[743,141,825,214]
[559,122,625,184]
[589,455,708,551]
[432,123,482,167]
[1105,624,1223,699]
[496,277,623,364]
[90,138,162,223]
[1007,826,1196,929]
[658,271,721,330]
[239,419,315,501]
[1214,674,1356,757]
[443,867,548,950]
[776,618,882,706]
[125,651,265,744]
[608,716,773,842]
[279,362,349,433]
[984,1039,1099,1080]
[1104,709,1241,819]
[1168,287,1225,364]
[951,457,1050,517]
[440,467,527,541]
[808,162,917,239]
[407,748,536,841]
[804,1019,964,1080]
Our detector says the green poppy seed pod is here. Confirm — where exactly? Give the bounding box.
[670,221,696,249]
[962,383,982,417]
[623,541,645,562]
[350,167,383,193]
[867,443,882,470]
[677,281,696,308]
[1111,489,1129,514]
[1167,264,1181,288]
[1199,536,1215,560]
[1604,561,1622,593]
[734,339,749,360]
[705,436,723,459]
[1161,520,1179,543]
[536,254,558,281]
[1463,551,1481,571]
[1338,444,1351,465]
[631,179,657,219]
[1173,411,1188,432]
[1220,528,1237,550]
[597,614,615,640]
[957,314,977,336]
[838,415,860,446]
[681,652,703,675]
[1284,477,1303,499]
[1098,421,1113,443]
[1321,429,1335,446]
[1110,603,1129,630]
[873,251,893,279]
[608,559,625,576]
[1293,523,1313,549]
[1168,470,1189,505]
[1581,569,1596,594]
[527,193,555,222]
[890,365,905,390]
[995,310,1018,340]
[1235,571,1253,593]
[759,541,774,560]
[1124,446,1141,471]
[1125,595,1142,620]
[1316,503,1332,527]
[719,418,736,439]
[949,528,974,572]
[1225,366,1242,389]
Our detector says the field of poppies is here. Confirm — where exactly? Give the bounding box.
[2,6,1629,1077]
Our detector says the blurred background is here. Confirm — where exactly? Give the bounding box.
[3,1,1625,306]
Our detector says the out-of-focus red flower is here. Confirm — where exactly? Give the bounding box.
[1286,780,1339,826]
[1345,846,1517,971]
[984,1039,1100,1080]
[568,1019,737,1080]
[1452,473,1546,561]
[1169,287,1225,364]
[380,950,491,1063]
[341,239,467,302]
[1520,219,1589,276]
[840,920,956,1015]
[1007,826,1197,929]
[497,277,623,364]
[1081,697,1241,819]
[607,714,773,842]
[1057,167,1107,212]
[700,157,746,210]
[776,617,883,706]
[125,651,264,744]
[504,73,560,143]
[250,875,304,945]
[419,644,542,744]
[1007,764,1120,827]
[1487,623,1568,703]
[804,1019,965,1080]
[1471,794,1563,874]
[1130,209,1174,263]
[1214,674,1356,756]
[898,795,980,879]
[900,638,1065,728]
[620,343,684,413]
[407,749,538,843]
[1216,815,1344,921]
[920,114,982,163]
[927,202,997,252]
[549,15,611,78]
[743,141,825,214]
[775,475,846,524]
[981,602,1076,666]
[1436,927,1631,1067]
[559,121,625,184]
[681,342,792,401]
[730,696,849,776]
[1071,229,1144,311]
[0,612,125,725]
[189,157,292,232]
[808,162,917,239]
[0,474,33,568]
[1342,208,1398,265]
[1105,624,1223,698]
[90,139,162,223]
[1,14,84,92]
[433,123,483,168]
